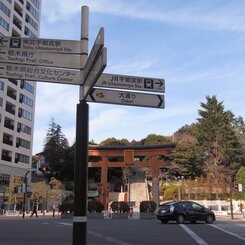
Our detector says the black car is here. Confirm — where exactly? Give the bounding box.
[157,201,215,224]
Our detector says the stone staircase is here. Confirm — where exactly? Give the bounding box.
[129,169,148,210]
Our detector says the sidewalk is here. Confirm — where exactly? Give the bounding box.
[0,211,61,219]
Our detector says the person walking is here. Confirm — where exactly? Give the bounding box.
[0,201,4,215]
[30,203,38,218]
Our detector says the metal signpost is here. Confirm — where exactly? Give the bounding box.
[0,5,165,245]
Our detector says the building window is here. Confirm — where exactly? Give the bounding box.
[19,94,33,107]
[1,150,12,162]
[0,16,9,31]
[0,173,10,191]
[31,0,40,9]
[0,97,2,107]
[18,108,32,121]
[0,1,11,17]
[25,14,38,31]
[26,2,39,20]
[3,133,13,146]
[17,122,31,135]
[4,117,14,130]
[0,80,4,91]
[16,137,30,149]
[20,80,34,93]
[16,153,29,164]
[24,26,37,38]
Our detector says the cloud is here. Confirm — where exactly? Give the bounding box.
[41,0,245,32]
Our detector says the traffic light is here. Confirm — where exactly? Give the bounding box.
[234,183,238,192]
[38,166,49,173]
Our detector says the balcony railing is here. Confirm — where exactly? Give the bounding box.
[13,19,22,30]
[6,107,15,115]
[14,7,23,17]
[7,91,17,100]
[4,122,14,130]
[2,155,12,162]
[3,138,13,146]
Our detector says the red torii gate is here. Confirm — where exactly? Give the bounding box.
[88,143,176,208]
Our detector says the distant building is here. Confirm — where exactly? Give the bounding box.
[0,0,41,201]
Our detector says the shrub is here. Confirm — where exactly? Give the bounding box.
[140,201,157,213]
[59,195,74,213]
[110,201,129,213]
[88,200,104,213]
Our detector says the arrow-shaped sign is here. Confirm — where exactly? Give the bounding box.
[87,88,165,109]
[0,62,81,85]
[0,48,81,69]
[0,36,82,54]
[83,27,104,82]
[83,47,107,99]
[95,73,165,93]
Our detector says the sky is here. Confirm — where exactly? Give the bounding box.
[33,0,245,153]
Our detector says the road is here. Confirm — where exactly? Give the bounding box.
[0,217,245,245]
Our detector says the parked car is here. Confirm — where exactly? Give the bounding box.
[157,201,215,224]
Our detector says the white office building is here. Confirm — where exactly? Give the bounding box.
[0,0,41,202]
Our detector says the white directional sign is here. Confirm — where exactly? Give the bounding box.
[0,36,81,54]
[83,27,104,82]
[84,48,107,98]
[87,88,165,109]
[0,48,81,69]
[0,63,81,85]
[96,73,165,93]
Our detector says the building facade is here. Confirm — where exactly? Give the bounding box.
[0,0,41,202]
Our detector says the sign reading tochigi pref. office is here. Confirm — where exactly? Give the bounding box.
[0,36,82,54]
[0,48,81,69]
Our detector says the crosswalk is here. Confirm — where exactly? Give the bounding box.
[210,222,245,242]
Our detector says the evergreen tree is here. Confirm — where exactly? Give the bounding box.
[99,137,129,146]
[43,119,70,181]
[195,96,242,173]
[141,134,171,145]
[168,141,203,179]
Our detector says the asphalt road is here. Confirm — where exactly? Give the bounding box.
[0,217,245,245]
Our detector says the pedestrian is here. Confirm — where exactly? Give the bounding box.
[0,201,4,215]
[30,203,38,218]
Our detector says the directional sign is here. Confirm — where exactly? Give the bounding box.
[0,63,81,85]
[87,88,165,109]
[95,73,165,93]
[0,36,81,54]
[0,48,81,69]
[83,27,104,82]
[83,47,107,99]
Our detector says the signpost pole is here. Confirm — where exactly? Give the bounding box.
[73,6,89,245]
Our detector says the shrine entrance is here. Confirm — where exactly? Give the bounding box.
[88,143,176,208]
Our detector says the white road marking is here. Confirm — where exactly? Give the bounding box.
[179,224,209,245]
[88,230,133,245]
[210,224,245,242]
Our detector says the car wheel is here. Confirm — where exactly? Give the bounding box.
[191,221,196,224]
[206,214,214,224]
[176,215,185,224]
[160,220,168,224]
